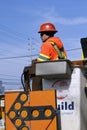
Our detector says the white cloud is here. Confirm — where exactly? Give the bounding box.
[39,8,87,25]
[43,15,87,25]
[55,17,87,25]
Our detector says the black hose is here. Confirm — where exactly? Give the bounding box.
[21,72,25,91]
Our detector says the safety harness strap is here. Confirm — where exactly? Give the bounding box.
[50,42,66,59]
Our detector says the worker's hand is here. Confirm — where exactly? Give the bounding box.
[32,59,37,64]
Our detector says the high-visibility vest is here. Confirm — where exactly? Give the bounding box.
[37,37,67,61]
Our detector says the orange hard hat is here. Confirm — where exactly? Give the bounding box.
[38,22,58,33]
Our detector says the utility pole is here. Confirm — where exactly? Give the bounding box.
[28,38,32,63]
[28,38,39,63]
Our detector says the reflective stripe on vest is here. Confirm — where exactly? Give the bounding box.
[37,53,50,61]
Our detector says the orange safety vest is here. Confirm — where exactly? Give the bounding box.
[37,37,67,61]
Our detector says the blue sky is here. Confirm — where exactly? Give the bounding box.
[0,0,87,89]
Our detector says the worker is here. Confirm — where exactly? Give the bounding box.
[32,22,67,91]
[37,22,67,61]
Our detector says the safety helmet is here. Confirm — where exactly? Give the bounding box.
[38,22,58,33]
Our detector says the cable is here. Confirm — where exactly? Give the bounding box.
[0,73,20,78]
[3,83,21,85]
[21,72,25,91]
[0,54,38,59]
[0,78,20,81]
[66,47,81,51]
[0,47,82,60]
[0,23,28,40]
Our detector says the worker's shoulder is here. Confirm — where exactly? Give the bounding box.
[42,41,53,48]
[42,37,63,48]
[47,37,62,43]
[47,37,63,48]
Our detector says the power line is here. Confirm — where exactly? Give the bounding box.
[0,23,28,40]
[0,54,38,59]
[2,82,21,85]
[0,78,20,81]
[0,47,82,60]
[0,73,20,78]
[0,37,39,59]
[66,47,81,51]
